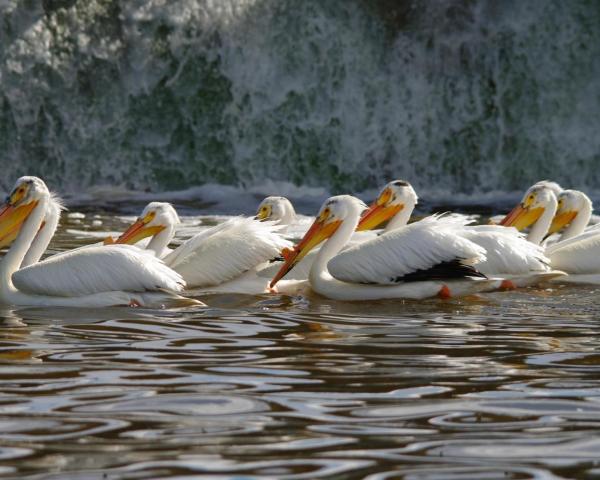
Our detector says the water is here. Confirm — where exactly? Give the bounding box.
[1,0,600,194]
[2,206,600,479]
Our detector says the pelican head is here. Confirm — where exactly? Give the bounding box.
[357,180,418,231]
[255,196,296,225]
[112,202,179,246]
[548,189,592,235]
[499,184,555,230]
[270,195,366,287]
[532,180,563,196]
[0,176,48,248]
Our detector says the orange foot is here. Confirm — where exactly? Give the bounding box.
[500,279,516,290]
[438,285,452,299]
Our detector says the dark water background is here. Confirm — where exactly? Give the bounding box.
[1,208,600,479]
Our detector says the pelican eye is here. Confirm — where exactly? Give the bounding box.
[256,205,271,220]
[524,193,536,207]
[319,207,331,222]
[8,185,27,205]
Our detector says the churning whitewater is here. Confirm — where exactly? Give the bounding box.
[1,0,599,195]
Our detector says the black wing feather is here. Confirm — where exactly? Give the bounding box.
[391,259,487,283]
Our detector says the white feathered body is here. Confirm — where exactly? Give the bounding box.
[381,212,553,280]
[456,225,550,275]
[328,216,487,286]
[545,231,600,277]
[164,217,292,288]
[0,179,195,308]
[13,244,185,297]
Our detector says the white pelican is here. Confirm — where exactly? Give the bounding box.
[254,195,333,243]
[527,182,600,226]
[0,177,195,308]
[357,180,560,287]
[109,202,293,292]
[546,189,595,241]
[255,196,297,229]
[500,184,600,284]
[356,180,418,232]
[488,180,564,225]
[255,196,309,241]
[107,202,180,258]
[270,195,499,300]
[491,180,600,227]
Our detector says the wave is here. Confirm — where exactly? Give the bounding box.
[60,180,600,217]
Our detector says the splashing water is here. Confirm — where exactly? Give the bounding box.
[1,0,599,196]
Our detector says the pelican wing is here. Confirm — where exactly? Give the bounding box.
[328,217,486,285]
[589,214,600,226]
[548,232,600,273]
[460,225,550,275]
[164,217,292,287]
[13,245,185,297]
[545,228,600,255]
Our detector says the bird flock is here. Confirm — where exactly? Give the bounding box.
[0,176,597,308]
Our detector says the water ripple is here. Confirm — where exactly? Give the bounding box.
[1,224,600,478]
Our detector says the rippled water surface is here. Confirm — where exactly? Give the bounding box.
[2,207,600,479]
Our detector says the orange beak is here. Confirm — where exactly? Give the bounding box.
[357,202,403,231]
[0,224,20,249]
[0,201,39,249]
[270,217,342,288]
[499,204,544,230]
[499,204,524,226]
[113,219,165,245]
[548,210,578,235]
